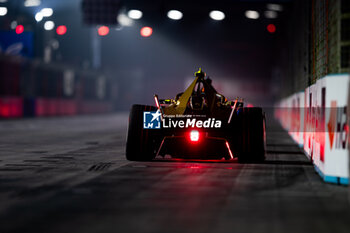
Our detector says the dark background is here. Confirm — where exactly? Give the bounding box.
[0,0,291,111]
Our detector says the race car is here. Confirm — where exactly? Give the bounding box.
[126,68,266,162]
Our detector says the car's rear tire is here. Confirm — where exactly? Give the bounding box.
[126,104,158,161]
[237,107,266,163]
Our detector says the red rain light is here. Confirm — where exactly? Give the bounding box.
[140,26,153,37]
[15,25,24,34]
[56,25,67,35]
[190,130,200,142]
[98,26,109,36]
[267,24,276,33]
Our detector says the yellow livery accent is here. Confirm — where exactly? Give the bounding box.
[163,77,198,115]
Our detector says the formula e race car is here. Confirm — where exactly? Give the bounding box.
[126,68,266,163]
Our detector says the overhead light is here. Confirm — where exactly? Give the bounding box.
[128,9,142,20]
[209,10,225,21]
[16,25,24,34]
[140,26,153,37]
[167,10,183,20]
[267,24,276,33]
[41,8,53,17]
[35,12,43,22]
[98,26,109,36]
[0,0,8,3]
[24,0,41,7]
[117,13,134,27]
[56,25,67,35]
[245,10,260,19]
[264,11,277,19]
[10,21,17,29]
[44,21,55,30]
[0,7,7,16]
[267,4,283,12]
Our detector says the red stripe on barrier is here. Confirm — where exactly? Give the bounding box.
[35,98,46,116]
[0,97,23,118]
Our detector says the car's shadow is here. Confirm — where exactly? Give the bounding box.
[152,157,239,163]
[151,157,312,166]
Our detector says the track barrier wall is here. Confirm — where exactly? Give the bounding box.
[0,55,113,118]
[275,74,349,185]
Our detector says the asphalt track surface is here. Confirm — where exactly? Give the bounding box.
[0,113,349,233]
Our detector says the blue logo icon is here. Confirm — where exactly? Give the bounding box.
[143,110,161,129]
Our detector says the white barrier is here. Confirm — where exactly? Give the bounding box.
[290,92,304,147]
[275,74,349,185]
[303,87,310,158]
